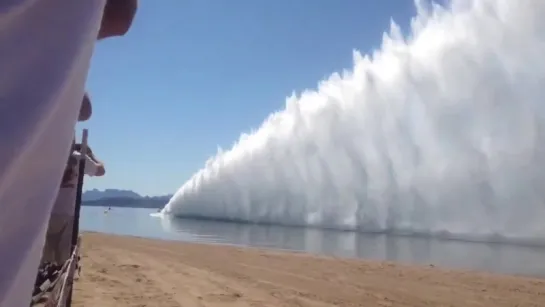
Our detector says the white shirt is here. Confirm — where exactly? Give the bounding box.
[0,1,106,306]
[51,151,102,216]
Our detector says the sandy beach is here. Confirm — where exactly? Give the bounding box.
[73,232,545,307]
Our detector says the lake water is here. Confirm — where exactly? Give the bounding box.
[80,206,545,278]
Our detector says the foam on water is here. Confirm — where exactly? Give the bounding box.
[163,0,545,243]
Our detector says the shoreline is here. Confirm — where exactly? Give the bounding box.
[82,228,545,279]
[74,232,545,307]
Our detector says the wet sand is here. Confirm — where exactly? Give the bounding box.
[74,232,545,307]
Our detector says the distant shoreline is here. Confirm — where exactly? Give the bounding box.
[82,197,165,209]
[82,189,172,209]
[82,204,162,209]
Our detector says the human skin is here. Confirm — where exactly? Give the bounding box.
[98,0,138,39]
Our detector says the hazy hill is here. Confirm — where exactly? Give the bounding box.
[83,189,142,201]
[82,189,172,209]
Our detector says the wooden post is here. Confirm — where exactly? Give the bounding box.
[65,129,88,307]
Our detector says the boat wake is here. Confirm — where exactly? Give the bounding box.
[163,0,545,245]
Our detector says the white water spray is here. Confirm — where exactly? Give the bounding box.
[164,0,545,243]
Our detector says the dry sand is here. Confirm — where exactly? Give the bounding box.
[74,232,545,307]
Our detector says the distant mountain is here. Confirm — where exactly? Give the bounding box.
[83,196,170,209]
[83,189,141,201]
[82,189,173,209]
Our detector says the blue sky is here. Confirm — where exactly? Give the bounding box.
[80,0,419,196]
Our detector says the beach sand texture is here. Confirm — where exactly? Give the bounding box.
[73,232,545,307]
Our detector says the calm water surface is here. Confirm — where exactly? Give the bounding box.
[80,206,545,277]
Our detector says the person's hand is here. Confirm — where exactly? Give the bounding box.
[96,164,106,176]
[98,0,138,39]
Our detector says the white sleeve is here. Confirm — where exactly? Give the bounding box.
[84,154,101,176]
[71,151,101,176]
[0,1,106,306]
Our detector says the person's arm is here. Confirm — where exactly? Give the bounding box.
[74,144,99,163]
[0,1,107,306]
[85,154,106,177]
[84,148,106,176]
[85,146,102,165]
[72,151,106,177]
[72,144,105,175]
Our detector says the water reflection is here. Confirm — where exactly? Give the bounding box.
[162,216,545,277]
[80,207,545,277]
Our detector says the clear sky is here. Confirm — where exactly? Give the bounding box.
[80,0,419,196]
